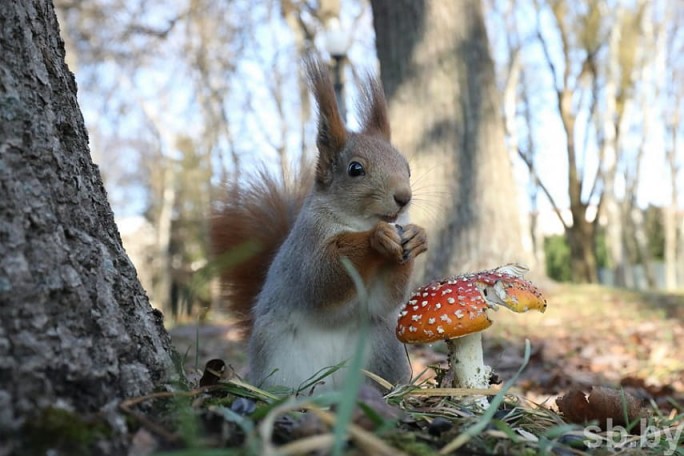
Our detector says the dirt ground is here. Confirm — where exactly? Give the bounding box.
[168,283,684,408]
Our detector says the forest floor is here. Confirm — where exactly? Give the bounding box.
[155,283,684,455]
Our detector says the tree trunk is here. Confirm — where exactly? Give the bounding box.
[370,0,533,281]
[664,119,680,290]
[520,73,547,270]
[502,51,539,273]
[559,88,600,285]
[628,206,656,289]
[155,164,176,316]
[678,214,684,288]
[0,1,175,453]
[566,209,599,284]
[600,12,626,287]
[664,67,681,291]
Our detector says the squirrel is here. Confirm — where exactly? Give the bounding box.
[210,57,428,391]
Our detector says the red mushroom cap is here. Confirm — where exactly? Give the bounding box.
[396,264,547,344]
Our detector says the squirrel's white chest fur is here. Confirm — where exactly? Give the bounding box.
[250,313,365,391]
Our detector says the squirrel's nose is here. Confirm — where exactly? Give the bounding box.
[394,190,411,208]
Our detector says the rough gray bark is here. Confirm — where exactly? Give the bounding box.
[0,1,175,453]
[370,0,533,280]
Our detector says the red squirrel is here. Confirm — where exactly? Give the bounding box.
[211,57,427,391]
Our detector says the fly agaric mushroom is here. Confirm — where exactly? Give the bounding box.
[396,264,546,400]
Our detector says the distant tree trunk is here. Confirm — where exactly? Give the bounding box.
[560,90,599,284]
[600,10,627,287]
[625,82,656,290]
[520,72,547,269]
[155,163,176,316]
[678,215,684,288]
[370,0,533,280]
[626,206,655,288]
[502,51,539,273]
[0,1,175,453]
[565,213,599,284]
[663,4,681,290]
[664,110,681,290]
[620,0,659,290]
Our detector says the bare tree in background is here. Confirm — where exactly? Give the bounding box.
[494,0,680,288]
[591,0,661,288]
[532,0,608,283]
[0,1,175,453]
[592,0,675,290]
[370,0,534,281]
[619,0,660,289]
[598,6,629,287]
[663,3,684,290]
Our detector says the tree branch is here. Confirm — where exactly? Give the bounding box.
[517,148,570,230]
[534,12,560,92]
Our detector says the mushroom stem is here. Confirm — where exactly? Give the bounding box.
[444,333,491,407]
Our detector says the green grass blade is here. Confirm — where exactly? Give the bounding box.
[331,257,371,456]
[297,361,347,394]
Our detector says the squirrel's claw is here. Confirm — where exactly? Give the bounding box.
[370,222,427,264]
[370,222,405,263]
[398,224,428,263]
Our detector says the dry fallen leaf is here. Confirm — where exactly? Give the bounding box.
[556,386,645,430]
[556,389,592,424]
[199,358,233,387]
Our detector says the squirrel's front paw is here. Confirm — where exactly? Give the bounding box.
[397,224,427,263]
[370,222,404,262]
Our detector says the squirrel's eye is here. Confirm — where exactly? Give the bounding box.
[347,161,365,177]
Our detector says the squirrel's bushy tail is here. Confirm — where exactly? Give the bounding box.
[210,169,312,331]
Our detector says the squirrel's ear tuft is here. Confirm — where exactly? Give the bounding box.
[305,55,347,186]
[359,75,391,141]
